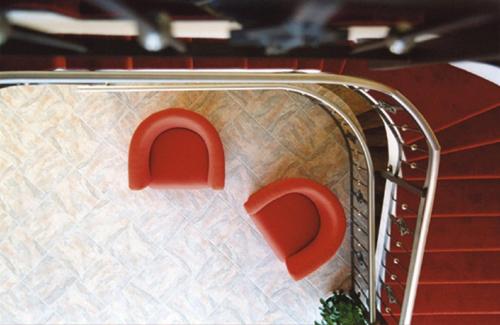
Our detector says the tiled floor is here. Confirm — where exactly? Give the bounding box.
[0,85,354,324]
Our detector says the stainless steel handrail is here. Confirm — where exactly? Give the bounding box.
[0,70,440,324]
[353,87,440,324]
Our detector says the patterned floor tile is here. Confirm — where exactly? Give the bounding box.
[195,250,240,305]
[0,283,52,324]
[0,85,359,324]
[209,275,295,325]
[192,91,243,130]
[148,303,191,324]
[272,106,337,160]
[109,223,161,270]
[52,281,105,323]
[20,139,72,195]
[229,90,301,131]
[115,91,159,112]
[307,255,352,295]
[219,221,274,274]
[80,252,130,306]
[191,196,242,246]
[133,208,188,248]
[24,255,77,305]
[0,224,46,281]
[81,141,127,195]
[166,223,220,276]
[0,256,18,295]
[22,197,77,248]
[133,91,201,120]
[165,277,219,323]
[43,113,101,168]
[105,283,161,324]
[221,110,297,185]
[0,110,44,169]
[79,200,130,247]
[0,168,44,222]
[271,281,323,324]
[0,211,16,244]
[130,251,191,301]
[105,110,142,154]
[51,170,101,221]
[51,85,83,105]
[50,229,104,280]
[247,253,297,299]
[17,90,72,136]
[74,93,126,134]
[0,85,31,109]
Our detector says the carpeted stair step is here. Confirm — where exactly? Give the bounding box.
[387,251,500,284]
[397,179,500,216]
[381,283,500,315]
[403,142,500,180]
[383,313,500,325]
[409,314,500,325]
[343,61,500,143]
[391,216,500,252]
[405,106,500,161]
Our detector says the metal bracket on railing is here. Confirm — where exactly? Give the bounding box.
[390,214,410,236]
[373,101,401,114]
[355,250,366,263]
[379,170,426,197]
[383,284,398,304]
[353,189,368,204]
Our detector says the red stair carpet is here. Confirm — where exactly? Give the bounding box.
[342,62,500,324]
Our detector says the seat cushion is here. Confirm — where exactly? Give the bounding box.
[251,193,321,261]
[149,128,209,187]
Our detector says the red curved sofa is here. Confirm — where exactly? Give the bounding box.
[129,108,225,190]
[244,178,346,280]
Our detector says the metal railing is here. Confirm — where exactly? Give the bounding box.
[352,88,440,324]
[0,70,439,324]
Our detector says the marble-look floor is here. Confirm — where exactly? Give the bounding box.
[0,85,352,324]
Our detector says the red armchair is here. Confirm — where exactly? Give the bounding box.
[244,178,346,280]
[129,108,225,190]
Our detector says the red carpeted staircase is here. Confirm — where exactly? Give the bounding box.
[343,61,500,324]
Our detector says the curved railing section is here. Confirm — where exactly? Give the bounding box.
[0,71,439,325]
[352,87,440,325]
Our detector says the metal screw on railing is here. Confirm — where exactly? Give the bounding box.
[357,227,363,232]
[401,124,409,132]
[374,101,400,114]
[385,307,392,313]
[410,162,418,169]
[410,144,419,151]
[401,203,408,210]
[390,274,398,281]
[393,258,400,264]
[395,241,402,248]
[386,165,393,173]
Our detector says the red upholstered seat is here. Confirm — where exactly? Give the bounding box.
[252,193,320,261]
[129,108,225,190]
[244,178,346,280]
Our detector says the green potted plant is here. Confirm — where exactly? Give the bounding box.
[315,290,370,325]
